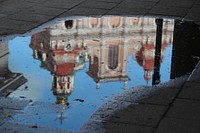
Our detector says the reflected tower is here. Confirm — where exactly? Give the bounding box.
[30,25,86,104]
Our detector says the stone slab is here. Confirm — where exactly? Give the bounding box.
[107,6,148,16]
[149,6,189,17]
[7,13,54,24]
[139,88,179,106]
[94,0,123,3]
[0,0,37,10]
[78,120,105,133]
[184,13,200,21]
[188,61,200,81]
[167,99,200,120]
[23,6,67,16]
[42,0,84,9]
[59,7,109,17]
[106,103,166,127]
[103,121,155,133]
[155,117,200,133]
[0,18,38,31]
[178,81,200,100]
[0,28,25,36]
[89,100,133,121]
[0,14,6,19]
[156,0,195,8]
[0,97,29,110]
[79,119,155,133]
[0,122,71,133]
[0,108,18,123]
[78,1,118,10]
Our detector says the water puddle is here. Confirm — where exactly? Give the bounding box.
[0,16,200,131]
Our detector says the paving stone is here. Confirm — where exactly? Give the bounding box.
[188,5,200,14]
[0,6,22,15]
[184,13,200,22]
[113,86,154,103]
[0,121,71,133]
[0,18,38,31]
[80,119,155,133]
[107,6,148,16]
[0,14,6,19]
[155,117,200,133]
[167,99,200,120]
[156,0,195,9]
[0,108,19,125]
[149,6,189,17]
[139,88,179,106]
[79,120,105,133]
[59,7,109,17]
[0,0,37,10]
[125,0,159,2]
[188,63,200,81]
[42,0,84,9]
[78,1,118,10]
[25,0,47,3]
[195,1,200,5]
[0,97,29,110]
[103,121,155,133]
[7,13,54,24]
[107,104,166,127]
[95,0,123,3]
[117,1,156,10]
[184,5,200,21]
[178,81,200,100]
[89,100,133,121]
[23,6,67,16]
[107,0,156,16]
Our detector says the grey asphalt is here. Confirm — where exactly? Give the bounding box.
[0,0,200,132]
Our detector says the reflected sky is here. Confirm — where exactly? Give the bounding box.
[5,16,173,130]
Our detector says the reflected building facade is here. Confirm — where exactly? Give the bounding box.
[170,20,200,79]
[0,41,9,78]
[30,31,86,105]
[30,16,174,103]
[0,41,27,96]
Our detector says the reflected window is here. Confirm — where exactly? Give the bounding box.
[67,83,70,89]
[132,18,139,25]
[65,20,73,29]
[90,18,99,28]
[108,45,118,69]
[110,17,121,28]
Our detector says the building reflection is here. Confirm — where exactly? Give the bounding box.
[30,16,174,104]
[0,41,27,96]
[170,20,200,79]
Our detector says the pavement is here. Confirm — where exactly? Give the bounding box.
[0,0,200,36]
[79,61,200,133]
[0,73,27,97]
[0,0,200,133]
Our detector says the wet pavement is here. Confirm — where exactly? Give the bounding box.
[0,0,200,133]
[0,0,200,37]
[80,62,200,133]
[0,16,175,131]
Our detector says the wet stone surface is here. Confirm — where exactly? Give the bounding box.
[0,14,200,132]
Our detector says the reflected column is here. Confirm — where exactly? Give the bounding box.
[152,19,163,85]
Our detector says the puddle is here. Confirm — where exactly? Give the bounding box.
[0,16,200,131]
